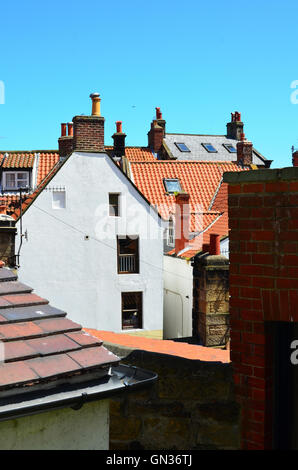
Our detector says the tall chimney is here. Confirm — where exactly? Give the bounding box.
[58,122,73,160]
[236,133,253,166]
[73,93,105,152]
[227,111,244,140]
[148,120,164,154]
[155,107,166,134]
[174,192,190,254]
[112,121,126,160]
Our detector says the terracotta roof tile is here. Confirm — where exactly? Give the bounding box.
[105,146,155,162]
[0,153,35,169]
[85,329,230,363]
[0,267,119,395]
[129,160,248,230]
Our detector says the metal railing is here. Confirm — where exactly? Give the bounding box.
[119,254,137,273]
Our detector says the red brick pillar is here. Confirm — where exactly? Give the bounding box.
[223,167,298,450]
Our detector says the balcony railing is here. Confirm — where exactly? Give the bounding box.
[118,254,138,273]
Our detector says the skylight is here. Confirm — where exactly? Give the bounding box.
[223,143,237,153]
[202,143,217,153]
[164,179,182,193]
[175,142,190,152]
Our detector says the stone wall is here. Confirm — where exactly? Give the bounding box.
[109,348,240,450]
[192,254,229,347]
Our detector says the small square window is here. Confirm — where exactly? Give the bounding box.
[202,143,217,153]
[109,193,120,216]
[175,142,190,152]
[3,171,29,190]
[164,179,182,193]
[223,143,237,153]
[52,190,66,209]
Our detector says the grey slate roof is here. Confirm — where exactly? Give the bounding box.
[164,134,268,166]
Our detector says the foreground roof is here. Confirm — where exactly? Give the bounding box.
[0,266,119,398]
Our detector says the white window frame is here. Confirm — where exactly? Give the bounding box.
[52,190,66,209]
[167,217,175,247]
[3,171,30,190]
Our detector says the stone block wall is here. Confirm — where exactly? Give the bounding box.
[109,348,240,450]
[192,254,229,347]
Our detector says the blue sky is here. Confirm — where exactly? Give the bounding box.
[0,0,298,168]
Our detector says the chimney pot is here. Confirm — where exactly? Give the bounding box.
[61,123,67,137]
[227,111,244,140]
[116,121,122,133]
[90,92,101,116]
[67,122,73,137]
[156,107,162,119]
[209,234,220,255]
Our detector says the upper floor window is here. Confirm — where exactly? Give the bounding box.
[201,143,217,153]
[175,142,190,152]
[163,178,182,194]
[117,236,139,274]
[223,143,237,153]
[3,171,30,190]
[109,193,120,216]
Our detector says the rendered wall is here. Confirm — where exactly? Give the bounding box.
[16,152,164,336]
[163,256,193,339]
[0,399,109,450]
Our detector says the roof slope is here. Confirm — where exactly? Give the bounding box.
[0,266,119,397]
[129,160,248,228]
[164,134,268,166]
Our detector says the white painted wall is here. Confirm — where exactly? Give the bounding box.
[16,152,164,334]
[0,399,109,450]
[163,256,193,339]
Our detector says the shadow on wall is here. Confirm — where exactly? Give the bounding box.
[109,348,240,450]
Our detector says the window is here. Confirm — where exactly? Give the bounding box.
[122,292,142,329]
[168,217,174,247]
[3,171,29,190]
[109,193,120,216]
[163,178,182,193]
[175,142,191,152]
[117,236,139,274]
[52,191,66,209]
[201,143,218,153]
[223,143,237,153]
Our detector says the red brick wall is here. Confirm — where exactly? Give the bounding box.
[73,115,105,152]
[223,167,298,450]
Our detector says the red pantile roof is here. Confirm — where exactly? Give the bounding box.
[129,160,249,229]
[0,153,35,169]
[85,329,230,363]
[105,146,155,162]
[36,152,60,185]
[0,266,119,395]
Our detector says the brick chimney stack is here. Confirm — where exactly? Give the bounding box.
[236,133,253,166]
[174,192,190,254]
[112,121,126,160]
[227,111,244,141]
[148,107,166,154]
[73,93,105,153]
[155,107,166,134]
[58,122,74,160]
